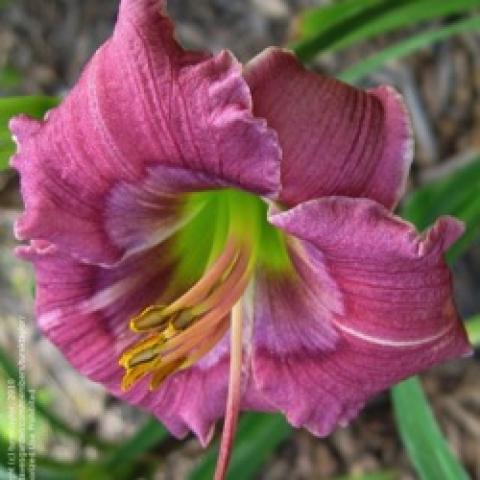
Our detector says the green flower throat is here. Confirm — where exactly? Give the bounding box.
[119,188,292,392]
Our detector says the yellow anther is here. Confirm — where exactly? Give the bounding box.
[178,321,230,371]
[130,305,169,333]
[121,362,155,391]
[149,359,186,391]
[119,334,162,368]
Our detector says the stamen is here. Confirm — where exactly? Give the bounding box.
[179,320,230,370]
[158,249,250,353]
[121,361,156,391]
[188,251,248,317]
[163,239,238,315]
[129,239,238,333]
[214,301,244,480]
[119,240,253,393]
[150,358,186,390]
[148,320,230,391]
[119,334,162,367]
[154,315,230,370]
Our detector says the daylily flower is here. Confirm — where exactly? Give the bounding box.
[10,0,471,477]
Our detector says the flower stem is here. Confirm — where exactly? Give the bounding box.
[214,300,244,480]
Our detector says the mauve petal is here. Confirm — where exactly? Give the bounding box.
[18,241,271,444]
[251,197,471,436]
[245,48,413,209]
[11,0,280,264]
[103,166,219,259]
[17,241,177,382]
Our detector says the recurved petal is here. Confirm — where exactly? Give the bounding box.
[17,240,236,445]
[252,197,471,436]
[11,0,280,265]
[245,48,413,209]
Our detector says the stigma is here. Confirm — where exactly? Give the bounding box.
[119,239,252,392]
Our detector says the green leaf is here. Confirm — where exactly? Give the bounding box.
[0,96,58,125]
[402,158,480,228]
[466,314,480,346]
[0,96,59,170]
[0,67,22,89]
[402,156,480,262]
[189,413,292,480]
[392,378,469,480]
[0,347,114,451]
[297,0,388,38]
[293,0,480,62]
[339,16,480,83]
[103,418,169,479]
[297,0,400,38]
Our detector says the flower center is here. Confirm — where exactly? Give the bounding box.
[119,189,278,392]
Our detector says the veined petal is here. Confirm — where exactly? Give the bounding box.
[11,0,280,265]
[245,48,413,209]
[17,241,178,383]
[252,197,471,436]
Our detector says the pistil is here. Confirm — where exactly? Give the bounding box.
[214,300,244,480]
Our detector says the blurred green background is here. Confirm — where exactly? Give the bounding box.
[1,1,480,479]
